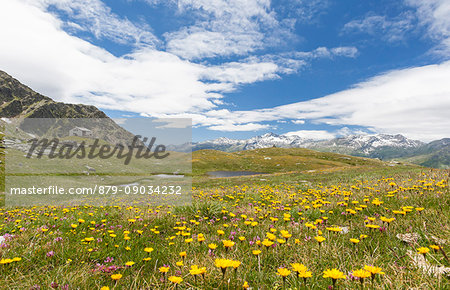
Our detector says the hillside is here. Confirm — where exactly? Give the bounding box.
[0,70,136,145]
[191,147,408,176]
[0,70,106,119]
[399,138,450,169]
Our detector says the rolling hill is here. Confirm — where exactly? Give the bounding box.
[191,147,408,176]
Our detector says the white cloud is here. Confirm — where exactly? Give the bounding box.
[407,0,450,55]
[201,60,280,84]
[289,46,358,59]
[278,0,329,24]
[343,1,450,54]
[162,61,449,140]
[208,123,271,132]
[0,0,299,117]
[29,0,160,47]
[165,28,265,60]
[330,47,359,58]
[0,1,215,114]
[0,0,357,119]
[291,120,305,124]
[283,130,335,140]
[163,0,294,60]
[343,12,416,42]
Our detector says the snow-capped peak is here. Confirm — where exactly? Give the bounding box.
[193,132,425,155]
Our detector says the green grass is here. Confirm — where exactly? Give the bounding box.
[192,147,394,176]
[0,147,448,289]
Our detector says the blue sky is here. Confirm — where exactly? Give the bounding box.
[0,0,449,142]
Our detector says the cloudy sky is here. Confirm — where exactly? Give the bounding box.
[0,0,449,142]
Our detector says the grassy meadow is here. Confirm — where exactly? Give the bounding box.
[0,148,449,289]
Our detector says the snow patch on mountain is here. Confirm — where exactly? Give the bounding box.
[193,133,425,155]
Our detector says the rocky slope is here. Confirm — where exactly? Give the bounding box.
[0,70,135,145]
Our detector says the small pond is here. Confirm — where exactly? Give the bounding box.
[207,171,266,177]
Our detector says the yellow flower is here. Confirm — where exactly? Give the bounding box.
[208,243,218,250]
[179,251,187,257]
[363,265,384,275]
[217,230,225,235]
[70,224,78,229]
[323,268,346,280]
[168,276,183,284]
[159,266,170,273]
[267,233,276,241]
[215,258,232,269]
[326,227,342,232]
[350,238,360,244]
[142,257,151,261]
[262,239,274,248]
[83,237,95,242]
[314,236,326,243]
[277,268,291,277]
[222,240,235,248]
[305,223,317,230]
[380,216,395,223]
[231,260,241,269]
[0,259,13,264]
[252,250,262,256]
[111,274,123,281]
[291,263,312,278]
[243,281,250,289]
[176,261,183,267]
[352,269,371,279]
[190,265,206,275]
[280,230,292,239]
[125,261,135,267]
[291,263,307,273]
[215,258,232,277]
[365,224,380,229]
[144,247,154,253]
[417,247,430,255]
[298,269,312,278]
[430,245,440,251]
[100,287,110,290]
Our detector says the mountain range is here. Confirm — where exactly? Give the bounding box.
[192,133,450,168]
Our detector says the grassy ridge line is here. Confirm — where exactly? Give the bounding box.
[192,147,411,176]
